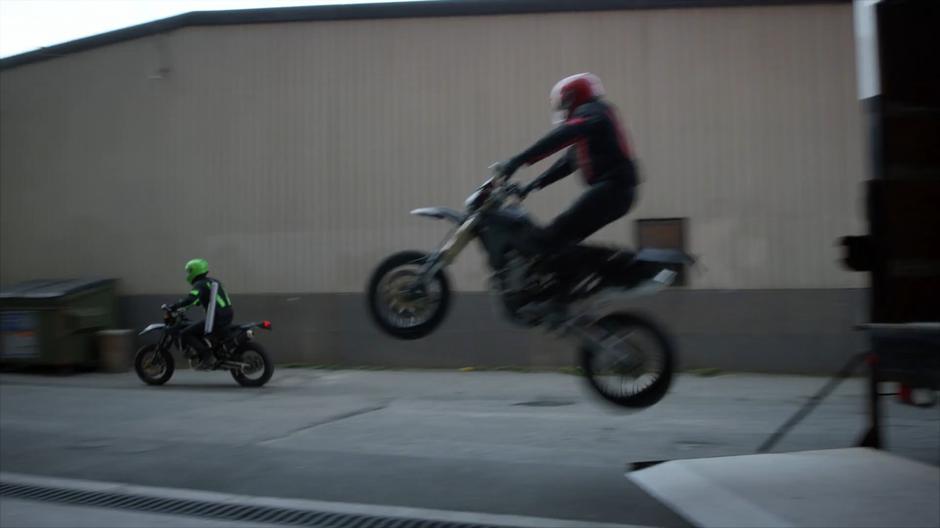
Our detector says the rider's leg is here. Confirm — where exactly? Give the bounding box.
[211,310,233,338]
[540,179,636,299]
[180,320,213,366]
[543,179,635,248]
[209,310,234,356]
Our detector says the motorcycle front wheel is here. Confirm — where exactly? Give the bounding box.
[367,250,451,340]
[579,312,675,408]
[134,344,175,386]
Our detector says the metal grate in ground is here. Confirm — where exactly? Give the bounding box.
[0,481,508,528]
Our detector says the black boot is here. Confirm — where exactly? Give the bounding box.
[198,338,217,369]
[187,337,215,370]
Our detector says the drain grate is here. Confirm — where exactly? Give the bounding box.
[513,400,575,407]
[0,481,508,528]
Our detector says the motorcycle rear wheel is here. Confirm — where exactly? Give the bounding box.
[230,342,274,387]
[580,312,675,408]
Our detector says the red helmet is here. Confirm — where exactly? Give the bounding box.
[550,73,605,121]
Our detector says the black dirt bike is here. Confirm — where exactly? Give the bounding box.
[135,307,275,387]
[367,165,694,408]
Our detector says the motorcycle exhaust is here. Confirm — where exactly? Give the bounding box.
[218,360,249,370]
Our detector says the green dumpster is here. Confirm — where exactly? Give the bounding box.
[0,279,118,368]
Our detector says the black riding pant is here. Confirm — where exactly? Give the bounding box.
[181,309,233,355]
[543,178,636,249]
[534,178,636,301]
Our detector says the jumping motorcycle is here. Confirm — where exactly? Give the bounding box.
[135,307,275,387]
[367,165,694,408]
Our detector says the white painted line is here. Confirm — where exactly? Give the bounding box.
[1,472,652,528]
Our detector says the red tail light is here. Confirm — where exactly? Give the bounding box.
[261,320,272,330]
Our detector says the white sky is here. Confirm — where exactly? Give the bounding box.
[0,0,429,58]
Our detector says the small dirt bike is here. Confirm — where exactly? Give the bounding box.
[135,307,275,387]
[367,166,694,408]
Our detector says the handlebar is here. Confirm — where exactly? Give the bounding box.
[488,162,512,184]
[160,304,187,324]
[503,182,527,198]
[465,163,530,212]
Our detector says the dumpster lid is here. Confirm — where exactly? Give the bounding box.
[0,279,116,299]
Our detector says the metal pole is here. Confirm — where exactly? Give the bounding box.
[757,352,867,453]
[859,352,883,448]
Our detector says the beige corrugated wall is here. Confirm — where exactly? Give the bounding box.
[0,3,864,294]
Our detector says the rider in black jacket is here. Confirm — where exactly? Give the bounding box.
[167,258,234,368]
[499,73,638,249]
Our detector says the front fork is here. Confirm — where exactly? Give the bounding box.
[158,334,173,355]
[417,214,479,284]
[143,334,173,368]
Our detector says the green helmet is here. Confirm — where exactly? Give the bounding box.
[185,259,209,283]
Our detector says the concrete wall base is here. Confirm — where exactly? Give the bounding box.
[121,289,866,375]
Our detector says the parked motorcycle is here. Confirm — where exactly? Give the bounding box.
[367,166,694,408]
[135,307,275,387]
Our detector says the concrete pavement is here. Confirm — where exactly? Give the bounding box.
[1,368,937,527]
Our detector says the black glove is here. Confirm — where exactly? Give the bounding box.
[497,158,522,178]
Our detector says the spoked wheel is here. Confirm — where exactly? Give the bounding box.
[367,251,451,340]
[230,342,274,387]
[134,344,175,386]
[580,312,675,408]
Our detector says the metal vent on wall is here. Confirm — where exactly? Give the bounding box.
[0,481,509,528]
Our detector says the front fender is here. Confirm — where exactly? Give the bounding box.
[411,207,466,225]
[138,323,166,336]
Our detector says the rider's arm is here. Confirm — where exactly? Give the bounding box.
[169,280,209,312]
[169,289,200,312]
[507,106,604,171]
[529,150,576,191]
